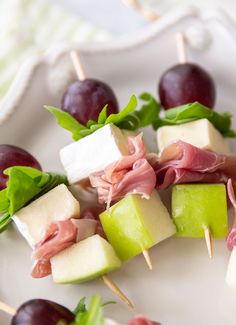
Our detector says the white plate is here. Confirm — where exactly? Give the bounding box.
[1,6,236,325]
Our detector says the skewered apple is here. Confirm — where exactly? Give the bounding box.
[172,184,228,237]
[172,184,228,258]
[51,234,121,284]
[100,190,176,262]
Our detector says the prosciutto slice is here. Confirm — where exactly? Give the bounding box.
[152,141,236,189]
[31,220,77,278]
[129,315,161,325]
[80,206,106,238]
[227,179,236,251]
[89,134,156,206]
[31,218,98,278]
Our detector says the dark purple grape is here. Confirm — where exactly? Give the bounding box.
[11,299,75,325]
[62,78,119,125]
[0,145,41,190]
[158,63,216,110]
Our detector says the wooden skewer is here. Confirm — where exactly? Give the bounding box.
[176,32,187,64]
[70,50,86,81]
[70,51,134,308]
[204,227,213,259]
[0,301,16,316]
[142,249,153,270]
[122,0,159,21]
[102,275,134,309]
[176,32,213,259]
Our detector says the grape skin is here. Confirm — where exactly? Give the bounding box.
[159,63,216,109]
[62,79,119,125]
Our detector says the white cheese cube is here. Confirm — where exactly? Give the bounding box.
[60,123,129,184]
[226,246,236,288]
[157,118,230,154]
[12,184,80,248]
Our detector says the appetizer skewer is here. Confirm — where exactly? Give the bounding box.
[155,33,229,257]
[0,162,132,307]
[54,51,164,269]
[0,295,161,325]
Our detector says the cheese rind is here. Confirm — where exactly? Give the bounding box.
[226,246,236,288]
[60,123,129,184]
[51,235,121,284]
[100,190,176,261]
[13,184,80,247]
[157,119,230,154]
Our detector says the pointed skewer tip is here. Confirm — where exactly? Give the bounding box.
[142,249,153,270]
[204,227,213,259]
[102,275,134,309]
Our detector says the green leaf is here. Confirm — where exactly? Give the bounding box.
[0,213,12,233]
[0,189,9,213]
[105,95,137,124]
[97,105,108,124]
[118,93,160,130]
[71,296,104,325]
[101,301,116,307]
[46,94,161,141]
[0,166,68,233]
[151,100,236,137]
[73,297,87,315]
[45,106,86,141]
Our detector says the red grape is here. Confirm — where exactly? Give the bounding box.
[0,145,41,190]
[158,63,216,109]
[11,299,74,325]
[61,78,119,125]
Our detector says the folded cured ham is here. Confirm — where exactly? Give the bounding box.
[90,133,156,206]
[151,141,236,189]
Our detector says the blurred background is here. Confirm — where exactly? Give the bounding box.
[0,0,235,104]
[55,0,236,35]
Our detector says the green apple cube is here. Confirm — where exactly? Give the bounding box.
[51,235,121,284]
[172,184,228,237]
[100,190,176,261]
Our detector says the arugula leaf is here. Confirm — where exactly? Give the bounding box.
[0,189,9,213]
[71,296,104,325]
[0,166,68,232]
[45,106,86,141]
[105,95,137,124]
[46,94,160,141]
[118,92,161,130]
[97,105,108,124]
[73,297,87,315]
[151,100,236,137]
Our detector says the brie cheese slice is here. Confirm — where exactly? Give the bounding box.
[60,123,129,184]
[157,118,230,154]
[13,184,80,248]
